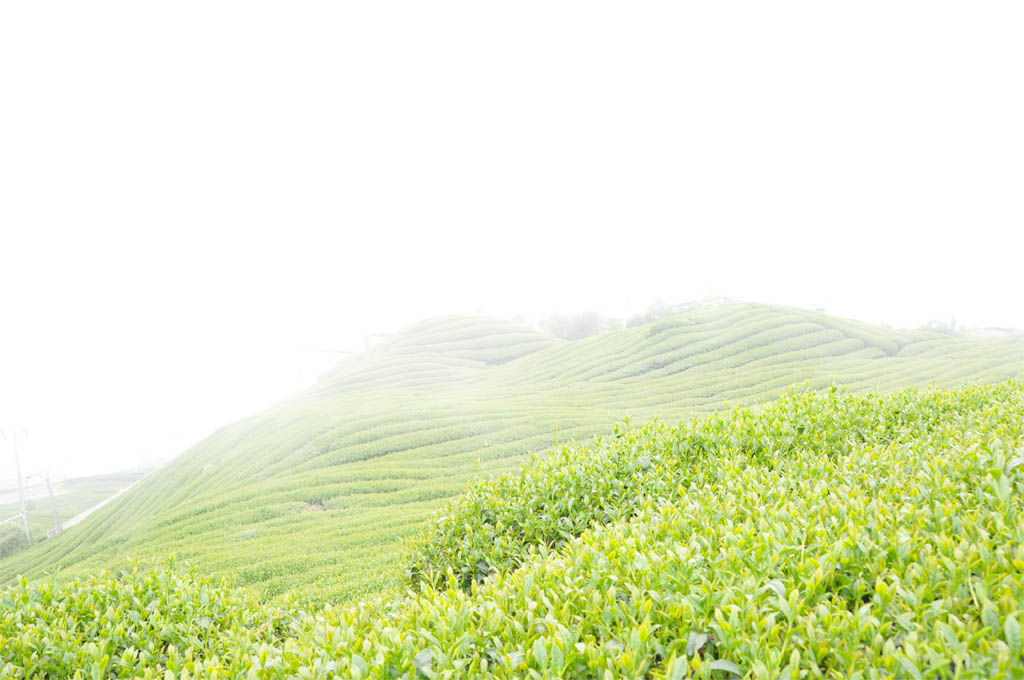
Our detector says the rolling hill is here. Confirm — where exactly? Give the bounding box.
[2,301,1024,603]
[5,381,1023,677]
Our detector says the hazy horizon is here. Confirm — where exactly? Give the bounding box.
[3,1,1023,478]
[1,296,1018,481]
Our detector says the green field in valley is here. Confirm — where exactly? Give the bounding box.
[2,302,1024,605]
[0,471,143,559]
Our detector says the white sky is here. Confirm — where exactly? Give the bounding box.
[1,2,1022,478]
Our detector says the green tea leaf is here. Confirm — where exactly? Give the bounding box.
[709,659,741,676]
[532,638,547,667]
[1006,615,1021,656]
[413,648,433,676]
[686,631,709,656]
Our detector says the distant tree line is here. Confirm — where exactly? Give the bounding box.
[541,311,622,340]
[540,300,684,340]
[919,317,963,335]
[626,299,674,328]
[0,524,27,560]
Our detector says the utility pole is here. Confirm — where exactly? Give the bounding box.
[46,477,62,535]
[11,429,31,544]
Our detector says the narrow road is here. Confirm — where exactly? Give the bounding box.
[49,468,159,537]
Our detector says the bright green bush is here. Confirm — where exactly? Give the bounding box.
[0,560,293,679]
[314,383,1024,678]
[405,383,998,591]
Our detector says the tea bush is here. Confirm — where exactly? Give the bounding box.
[313,384,1024,678]
[0,560,294,678]
[405,383,1004,590]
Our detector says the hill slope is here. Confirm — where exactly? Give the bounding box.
[3,302,1024,601]
[4,382,1023,677]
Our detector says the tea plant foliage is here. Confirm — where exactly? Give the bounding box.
[3,381,1024,677]
[405,384,1002,590]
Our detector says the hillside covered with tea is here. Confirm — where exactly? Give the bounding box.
[2,303,1024,603]
[4,382,1023,678]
